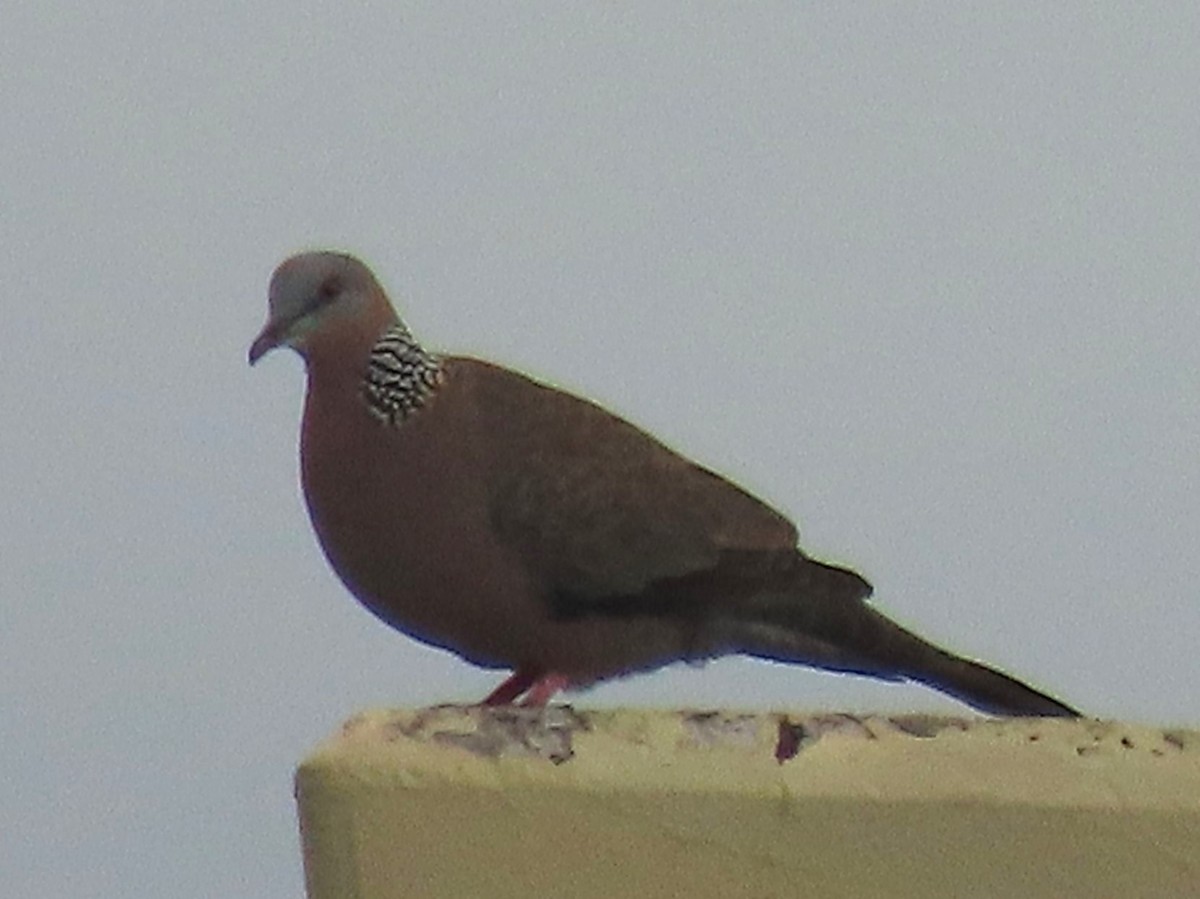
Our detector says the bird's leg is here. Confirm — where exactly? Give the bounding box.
[519,672,572,706]
[482,669,540,705]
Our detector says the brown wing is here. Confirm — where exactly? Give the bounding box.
[455,358,798,598]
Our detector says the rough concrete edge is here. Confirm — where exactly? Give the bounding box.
[295,706,1200,811]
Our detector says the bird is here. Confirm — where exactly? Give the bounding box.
[250,250,1079,717]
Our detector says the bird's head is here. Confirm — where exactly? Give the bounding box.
[249,251,394,365]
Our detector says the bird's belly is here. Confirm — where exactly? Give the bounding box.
[311,493,542,667]
[327,522,700,680]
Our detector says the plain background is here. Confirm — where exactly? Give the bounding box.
[3,5,1197,897]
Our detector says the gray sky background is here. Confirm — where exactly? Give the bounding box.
[3,4,1197,896]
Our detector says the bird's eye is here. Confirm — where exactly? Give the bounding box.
[318,277,341,301]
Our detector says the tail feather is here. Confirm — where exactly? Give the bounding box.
[733,558,1080,718]
[901,638,1080,718]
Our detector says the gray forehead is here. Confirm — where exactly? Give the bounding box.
[269,252,361,313]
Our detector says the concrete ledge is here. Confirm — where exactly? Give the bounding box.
[296,708,1200,898]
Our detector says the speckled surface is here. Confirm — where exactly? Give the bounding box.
[297,708,1200,898]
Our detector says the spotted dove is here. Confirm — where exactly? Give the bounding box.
[250,251,1078,717]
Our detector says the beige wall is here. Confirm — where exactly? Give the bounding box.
[297,708,1200,898]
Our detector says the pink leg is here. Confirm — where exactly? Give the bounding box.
[519,672,572,707]
[482,669,540,705]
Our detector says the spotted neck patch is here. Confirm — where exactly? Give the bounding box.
[361,323,444,425]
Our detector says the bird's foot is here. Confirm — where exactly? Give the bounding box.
[519,672,572,706]
[482,669,540,705]
[481,669,571,706]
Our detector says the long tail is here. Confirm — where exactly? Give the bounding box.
[732,558,1080,718]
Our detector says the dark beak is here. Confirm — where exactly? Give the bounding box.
[248,321,283,366]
